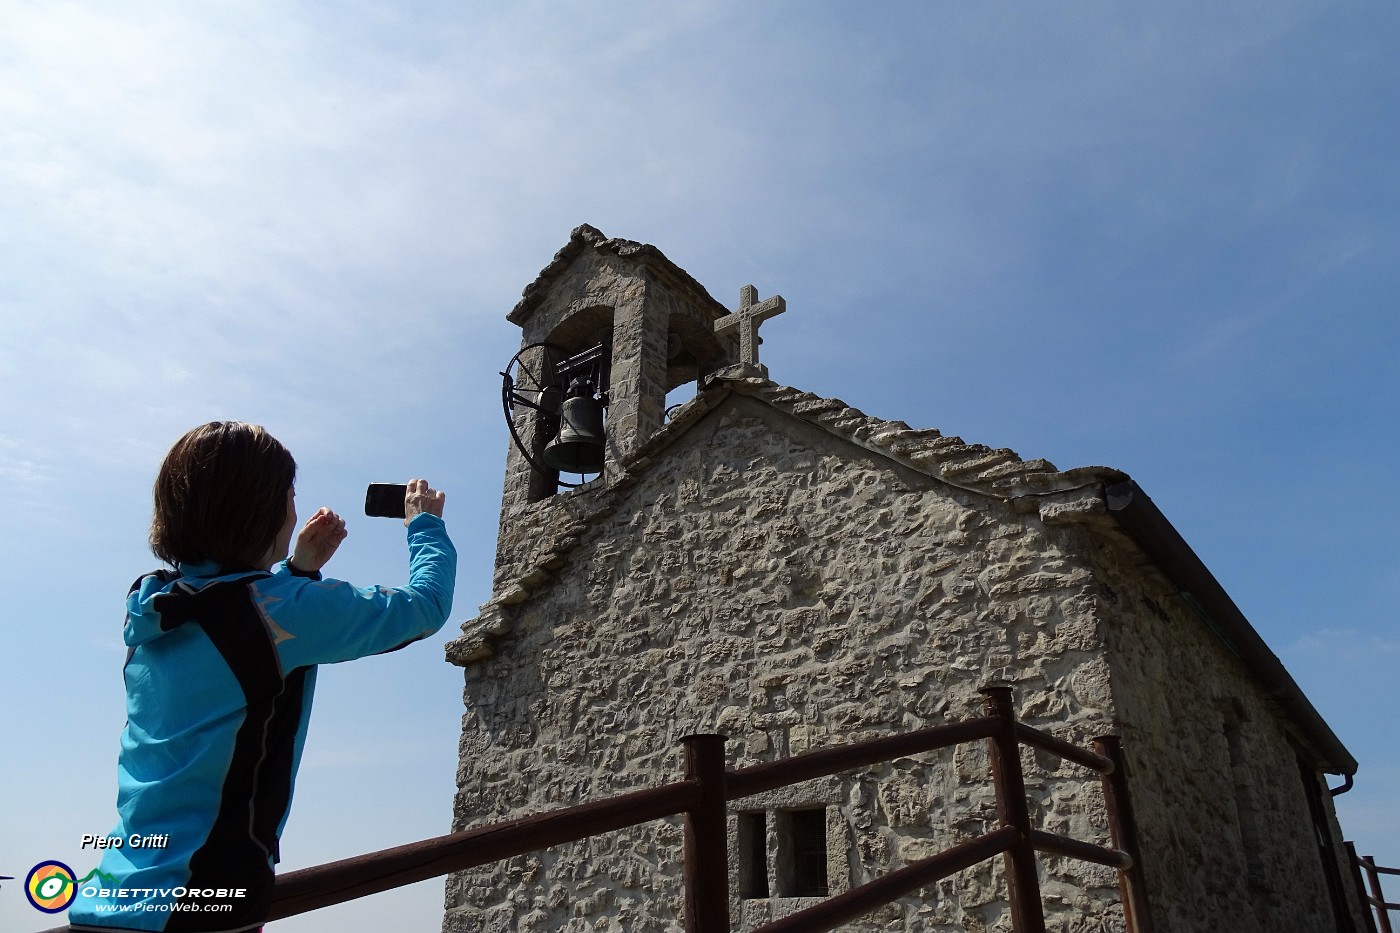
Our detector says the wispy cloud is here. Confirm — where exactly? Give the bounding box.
[1290,628,1400,660]
[0,434,52,487]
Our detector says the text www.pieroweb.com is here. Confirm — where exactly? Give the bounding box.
[85,886,244,916]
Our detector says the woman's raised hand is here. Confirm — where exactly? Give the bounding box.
[291,508,348,572]
[404,478,446,527]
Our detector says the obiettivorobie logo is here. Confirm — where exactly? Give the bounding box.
[25,861,118,914]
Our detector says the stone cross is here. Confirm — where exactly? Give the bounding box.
[714,284,786,368]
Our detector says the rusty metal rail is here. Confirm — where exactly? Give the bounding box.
[726,688,1153,933]
[35,687,1152,933]
[1016,721,1114,774]
[751,828,1021,933]
[1352,846,1400,933]
[725,715,1001,800]
[270,765,704,921]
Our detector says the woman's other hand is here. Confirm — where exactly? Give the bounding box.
[404,478,446,527]
[291,507,348,572]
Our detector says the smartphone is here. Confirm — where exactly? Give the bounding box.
[364,483,408,519]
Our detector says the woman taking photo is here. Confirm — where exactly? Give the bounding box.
[68,421,456,933]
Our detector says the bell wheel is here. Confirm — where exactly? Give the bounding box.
[500,342,590,487]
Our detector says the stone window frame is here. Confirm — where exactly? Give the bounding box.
[735,805,835,900]
[731,778,846,907]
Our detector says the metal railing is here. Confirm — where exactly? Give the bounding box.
[730,688,1153,933]
[1350,843,1400,933]
[39,687,1151,933]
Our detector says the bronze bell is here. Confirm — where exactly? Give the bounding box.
[543,378,606,474]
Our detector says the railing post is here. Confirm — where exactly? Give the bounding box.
[682,734,731,933]
[982,687,1046,933]
[1348,843,1381,933]
[1093,735,1155,933]
[1362,856,1395,933]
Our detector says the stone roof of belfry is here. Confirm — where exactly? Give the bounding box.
[507,224,729,327]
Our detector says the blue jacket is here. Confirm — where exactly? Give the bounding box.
[68,513,455,932]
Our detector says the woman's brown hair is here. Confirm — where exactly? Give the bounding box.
[150,422,297,569]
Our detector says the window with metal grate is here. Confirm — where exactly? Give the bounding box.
[777,808,829,898]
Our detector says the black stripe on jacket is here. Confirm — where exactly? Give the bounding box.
[148,575,305,932]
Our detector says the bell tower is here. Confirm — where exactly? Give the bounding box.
[497,225,734,515]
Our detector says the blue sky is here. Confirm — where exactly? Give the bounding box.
[2,3,1396,930]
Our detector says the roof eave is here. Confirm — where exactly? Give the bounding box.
[1104,479,1357,775]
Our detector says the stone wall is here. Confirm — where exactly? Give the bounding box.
[444,394,1127,932]
[1087,531,1364,932]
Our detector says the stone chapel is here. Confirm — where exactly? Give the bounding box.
[440,225,1367,932]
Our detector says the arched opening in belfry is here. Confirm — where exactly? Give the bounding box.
[662,316,725,420]
[547,305,615,359]
[514,306,615,503]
